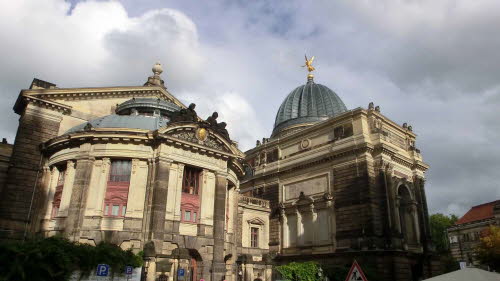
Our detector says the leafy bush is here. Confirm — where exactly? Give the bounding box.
[0,236,142,281]
[276,262,321,281]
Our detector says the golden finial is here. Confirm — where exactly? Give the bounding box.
[302,54,315,80]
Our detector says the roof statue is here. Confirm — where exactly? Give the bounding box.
[302,54,315,79]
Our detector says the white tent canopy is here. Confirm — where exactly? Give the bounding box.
[424,268,500,281]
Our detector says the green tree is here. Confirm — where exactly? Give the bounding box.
[475,225,500,271]
[429,213,458,253]
[0,236,142,281]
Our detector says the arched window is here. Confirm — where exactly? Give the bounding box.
[398,185,418,246]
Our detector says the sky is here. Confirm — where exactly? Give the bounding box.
[0,0,499,217]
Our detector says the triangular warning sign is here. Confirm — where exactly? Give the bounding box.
[344,260,368,281]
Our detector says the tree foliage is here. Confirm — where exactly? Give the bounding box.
[0,236,143,281]
[475,225,500,271]
[429,213,458,253]
[276,262,321,281]
[276,261,383,281]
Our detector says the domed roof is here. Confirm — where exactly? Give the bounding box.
[65,97,177,134]
[115,97,180,115]
[65,115,168,134]
[272,77,347,136]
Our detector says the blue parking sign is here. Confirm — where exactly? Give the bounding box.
[178,268,185,276]
[96,264,109,276]
[125,266,133,275]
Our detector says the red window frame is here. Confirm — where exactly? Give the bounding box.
[104,160,131,218]
[251,227,259,248]
[181,205,198,224]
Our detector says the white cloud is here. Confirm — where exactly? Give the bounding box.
[0,0,261,150]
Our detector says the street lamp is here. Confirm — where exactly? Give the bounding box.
[317,267,323,281]
[141,258,151,281]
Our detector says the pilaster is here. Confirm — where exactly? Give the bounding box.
[43,166,59,220]
[212,172,228,281]
[59,161,75,217]
[65,158,94,240]
[150,157,172,241]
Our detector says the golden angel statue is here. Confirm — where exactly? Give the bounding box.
[303,55,315,72]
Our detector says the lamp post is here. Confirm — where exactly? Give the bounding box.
[317,266,324,281]
[142,258,151,281]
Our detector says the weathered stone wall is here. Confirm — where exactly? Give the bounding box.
[0,105,61,239]
[0,141,13,195]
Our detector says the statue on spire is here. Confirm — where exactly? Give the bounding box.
[302,54,315,81]
[303,54,315,72]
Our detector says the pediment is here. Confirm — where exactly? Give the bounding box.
[247,217,265,225]
[295,192,314,205]
[159,124,242,156]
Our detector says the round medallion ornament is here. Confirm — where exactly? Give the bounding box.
[196,127,208,142]
[300,139,310,149]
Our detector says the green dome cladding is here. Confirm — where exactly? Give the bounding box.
[272,79,348,136]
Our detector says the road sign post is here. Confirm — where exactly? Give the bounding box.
[344,260,368,281]
[96,264,110,277]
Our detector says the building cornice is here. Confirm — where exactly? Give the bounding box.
[14,86,186,115]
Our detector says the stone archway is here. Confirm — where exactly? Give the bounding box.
[397,185,419,246]
[172,248,203,281]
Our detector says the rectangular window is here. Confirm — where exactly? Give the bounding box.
[104,160,131,217]
[193,212,197,222]
[57,170,66,186]
[185,210,191,221]
[51,206,59,218]
[251,227,259,248]
[109,160,132,182]
[51,167,66,218]
[112,205,119,216]
[182,167,201,194]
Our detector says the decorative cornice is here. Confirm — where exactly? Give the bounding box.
[15,86,186,115]
[16,94,72,115]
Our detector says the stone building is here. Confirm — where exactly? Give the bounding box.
[447,200,500,266]
[0,59,438,281]
[0,63,272,281]
[241,71,438,280]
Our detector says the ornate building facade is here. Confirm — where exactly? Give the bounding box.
[241,70,438,280]
[0,60,438,281]
[0,64,271,281]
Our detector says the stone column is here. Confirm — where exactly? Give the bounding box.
[59,161,75,216]
[416,177,432,249]
[43,166,59,220]
[411,203,421,244]
[280,207,288,248]
[32,165,52,232]
[66,158,94,240]
[311,207,318,245]
[150,157,171,241]
[296,209,303,246]
[212,172,227,281]
[84,159,109,217]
